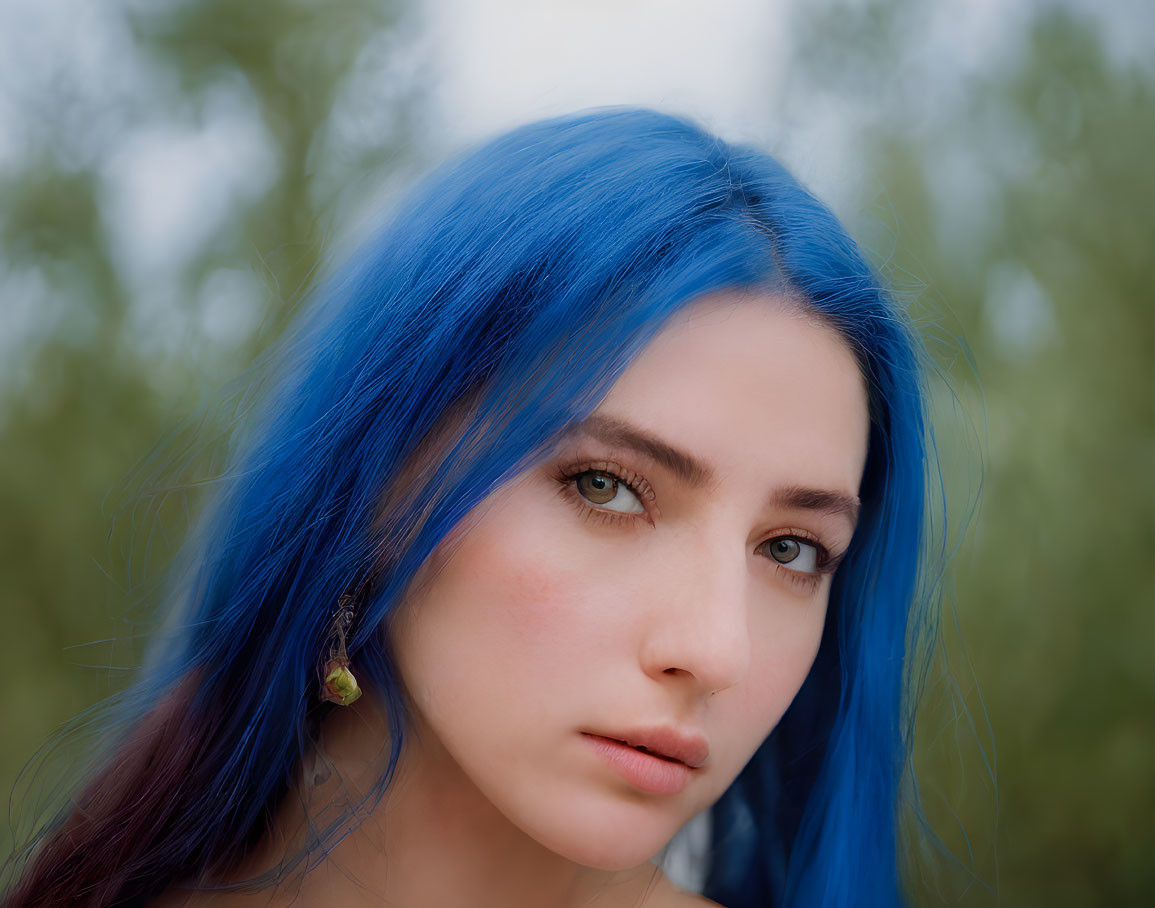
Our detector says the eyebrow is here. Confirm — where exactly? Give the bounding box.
[567,413,861,527]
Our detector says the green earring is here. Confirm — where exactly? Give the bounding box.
[323,663,361,706]
[320,594,362,706]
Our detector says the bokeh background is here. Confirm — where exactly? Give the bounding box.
[2,0,1152,904]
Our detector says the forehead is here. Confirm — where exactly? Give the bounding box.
[592,291,870,495]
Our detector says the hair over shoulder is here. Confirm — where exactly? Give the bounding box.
[3,107,936,908]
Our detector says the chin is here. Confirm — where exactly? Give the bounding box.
[508,789,686,871]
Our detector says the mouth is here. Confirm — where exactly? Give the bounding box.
[604,738,686,764]
[582,725,709,769]
[581,733,699,796]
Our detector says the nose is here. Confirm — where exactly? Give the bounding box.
[638,531,751,698]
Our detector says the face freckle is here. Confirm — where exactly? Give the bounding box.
[387,290,870,871]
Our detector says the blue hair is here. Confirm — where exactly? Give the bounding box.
[4,108,931,907]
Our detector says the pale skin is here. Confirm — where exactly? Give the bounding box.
[159,290,870,908]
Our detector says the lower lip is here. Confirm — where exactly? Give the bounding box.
[581,733,695,795]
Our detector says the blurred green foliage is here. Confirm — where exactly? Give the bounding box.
[788,1,1155,903]
[0,0,416,862]
[2,0,1152,904]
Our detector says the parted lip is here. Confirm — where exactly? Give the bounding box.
[583,726,709,769]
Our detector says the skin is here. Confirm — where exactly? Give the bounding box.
[162,290,869,908]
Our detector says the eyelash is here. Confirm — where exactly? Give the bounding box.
[554,460,658,527]
[552,460,845,593]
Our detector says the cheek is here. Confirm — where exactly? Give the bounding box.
[391,486,620,714]
[735,597,829,731]
[489,545,580,645]
[465,508,602,650]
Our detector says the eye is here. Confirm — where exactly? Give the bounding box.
[761,536,820,573]
[573,470,645,514]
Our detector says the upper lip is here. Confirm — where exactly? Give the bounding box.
[585,726,710,769]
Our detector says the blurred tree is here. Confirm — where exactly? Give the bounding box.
[4,0,1153,903]
[784,1,1155,904]
[0,0,418,860]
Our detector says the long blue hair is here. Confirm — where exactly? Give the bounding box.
[4,108,931,907]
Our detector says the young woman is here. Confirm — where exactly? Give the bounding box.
[3,108,937,907]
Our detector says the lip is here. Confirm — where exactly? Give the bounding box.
[581,725,709,797]
[587,726,710,768]
[581,732,702,795]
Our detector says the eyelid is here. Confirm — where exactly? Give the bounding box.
[554,456,850,575]
[758,532,842,598]
[554,459,658,526]
[759,528,845,575]
[770,561,824,594]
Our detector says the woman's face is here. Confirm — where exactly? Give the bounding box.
[388,291,869,871]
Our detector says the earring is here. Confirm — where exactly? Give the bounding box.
[320,593,362,706]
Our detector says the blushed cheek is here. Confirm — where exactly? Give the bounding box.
[456,506,597,651]
[504,559,579,645]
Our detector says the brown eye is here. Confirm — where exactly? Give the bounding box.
[577,472,615,504]
[761,537,820,573]
[574,471,645,514]
[768,538,800,563]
